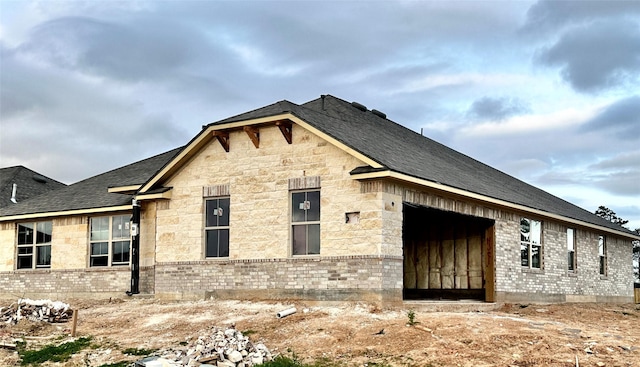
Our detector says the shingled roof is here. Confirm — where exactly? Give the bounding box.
[0,148,181,218]
[211,94,636,237]
[1,95,635,239]
[0,166,67,208]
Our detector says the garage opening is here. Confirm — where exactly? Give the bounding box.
[403,203,495,301]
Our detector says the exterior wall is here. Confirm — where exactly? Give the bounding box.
[140,201,159,268]
[0,267,131,300]
[155,125,384,263]
[153,255,403,303]
[148,124,398,300]
[373,180,634,303]
[0,214,135,299]
[494,216,633,303]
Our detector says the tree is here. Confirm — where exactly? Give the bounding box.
[594,206,639,283]
[595,206,629,226]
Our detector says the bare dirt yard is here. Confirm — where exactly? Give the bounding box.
[1,298,639,367]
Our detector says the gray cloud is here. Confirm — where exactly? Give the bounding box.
[1,1,638,226]
[590,151,640,171]
[581,96,640,139]
[467,97,530,121]
[593,170,640,196]
[523,0,640,35]
[536,19,640,92]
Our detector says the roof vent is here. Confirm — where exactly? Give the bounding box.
[11,183,17,204]
[32,175,47,183]
[371,109,386,119]
[351,101,367,112]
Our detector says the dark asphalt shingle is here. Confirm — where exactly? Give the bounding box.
[0,166,67,208]
[212,95,635,236]
[0,148,181,217]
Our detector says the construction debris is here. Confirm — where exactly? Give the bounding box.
[0,299,73,324]
[155,326,272,367]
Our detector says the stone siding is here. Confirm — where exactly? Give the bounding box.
[0,267,131,300]
[153,255,403,302]
[155,124,384,262]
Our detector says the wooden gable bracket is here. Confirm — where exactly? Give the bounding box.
[212,130,230,152]
[275,120,293,144]
[243,126,260,148]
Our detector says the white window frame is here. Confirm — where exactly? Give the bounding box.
[204,197,230,258]
[598,235,607,276]
[16,221,52,270]
[567,228,576,272]
[520,218,543,269]
[291,190,320,256]
[89,215,131,267]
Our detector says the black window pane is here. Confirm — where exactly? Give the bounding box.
[36,222,52,244]
[91,242,109,255]
[17,255,32,269]
[206,200,218,227]
[520,218,530,242]
[520,243,529,267]
[219,229,229,257]
[308,224,320,255]
[292,192,306,222]
[206,229,220,257]
[218,198,230,226]
[292,225,307,255]
[36,245,51,267]
[306,191,320,221]
[112,241,130,263]
[600,256,606,275]
[531,245,540,268]
[91,256,108,267]
[18,224,34,245]
[568,251,575,271]
[18,247,33,255]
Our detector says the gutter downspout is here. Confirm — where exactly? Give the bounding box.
[127,199,141,296]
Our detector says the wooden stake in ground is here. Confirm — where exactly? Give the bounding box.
[70,309,78,337]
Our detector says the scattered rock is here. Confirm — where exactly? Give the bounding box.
[156,326,272,367]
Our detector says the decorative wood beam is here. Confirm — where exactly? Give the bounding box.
[212,131,230,152]
[243,126,260,148]
[276,120,292,144]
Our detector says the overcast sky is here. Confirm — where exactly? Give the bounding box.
[1,1,639,229]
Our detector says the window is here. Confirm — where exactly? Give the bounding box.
[205,197,229,257]
[17,221,52,269]
[291,190,320,255]
[567,228,576,272]
[520,218,542,269]
[90,215,130,267]
[598,235,607,276]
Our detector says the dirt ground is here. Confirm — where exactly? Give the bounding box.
[1,298,639,367]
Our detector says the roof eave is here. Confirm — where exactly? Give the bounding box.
[0,204,133,222]
[139,112,384,193]
[351,169,640,241]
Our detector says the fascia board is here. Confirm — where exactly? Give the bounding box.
[135,191,172,200]
[108,185,141,193]
[0,205,133,222]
